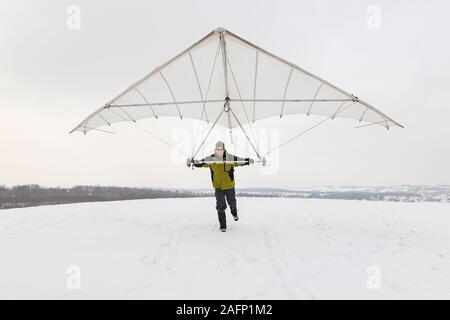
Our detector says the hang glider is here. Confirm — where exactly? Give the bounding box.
[70,27,402,159]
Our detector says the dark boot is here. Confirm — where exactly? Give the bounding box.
[217,210,226,230]
[231,206,239,221]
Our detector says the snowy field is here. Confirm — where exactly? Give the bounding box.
[0,197,449,299]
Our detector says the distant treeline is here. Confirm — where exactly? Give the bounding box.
[0,185,208,210]
[1,184,447,210]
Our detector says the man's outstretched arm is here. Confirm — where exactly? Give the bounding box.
[230,155,255,167]
[187,158,211,168]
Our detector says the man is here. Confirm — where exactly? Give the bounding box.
[188,141,254,232]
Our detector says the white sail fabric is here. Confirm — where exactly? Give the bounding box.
[70,28,402,134]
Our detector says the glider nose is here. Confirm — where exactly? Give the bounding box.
[214,27,226,33]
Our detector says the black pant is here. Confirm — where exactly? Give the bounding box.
[214,188,237,228]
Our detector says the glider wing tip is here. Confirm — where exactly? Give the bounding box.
[69,125,80,134]
[394,121,404,129]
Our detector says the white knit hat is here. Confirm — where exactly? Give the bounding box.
[215,141,225,149]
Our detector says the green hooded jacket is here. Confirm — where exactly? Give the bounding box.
[194,151,250,190]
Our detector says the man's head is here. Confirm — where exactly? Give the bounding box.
[215,141,225,157]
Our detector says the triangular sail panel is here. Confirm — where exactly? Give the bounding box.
[71,28,402,135]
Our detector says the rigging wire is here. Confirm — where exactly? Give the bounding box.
[191,42,222,157]
[263,103,355,157]
[107,107,191,158]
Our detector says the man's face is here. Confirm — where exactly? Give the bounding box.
[215,146,224,157]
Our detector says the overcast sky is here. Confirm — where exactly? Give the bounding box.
[1,0,449,189]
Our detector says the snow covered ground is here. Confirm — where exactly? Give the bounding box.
[0,197,449,299]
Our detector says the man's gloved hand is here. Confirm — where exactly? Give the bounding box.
[186,158,193,167]
[249,158,255,165]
